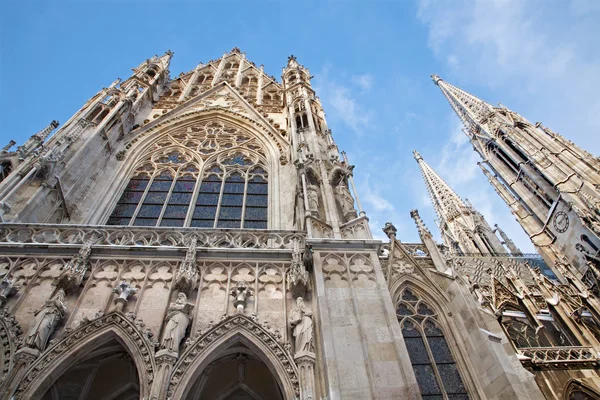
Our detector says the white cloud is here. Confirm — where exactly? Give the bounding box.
[417,0,600,154]
[314,66,374,135]
[415,0,600,252]
[352,74,374,91]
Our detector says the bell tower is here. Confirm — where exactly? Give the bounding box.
[283,55,369,240]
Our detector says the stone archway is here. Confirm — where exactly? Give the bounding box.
[13,312,156,400]
[184,343,284,400]
[168,315,299,400]
[40,337,140,400]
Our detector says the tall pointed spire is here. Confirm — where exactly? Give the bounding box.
[414,150,506,255]
[433,74,600,274]
[431,74,493,137]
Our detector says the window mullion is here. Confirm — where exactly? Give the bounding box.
[422,325,450,400]
[157,176,177,227]
[185,172,203,227]
[129,174,154,227]
[240,172,249,228]
[213,173,226,228]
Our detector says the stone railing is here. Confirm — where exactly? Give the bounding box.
[519,346,598,368]
[0,223,304,251]
[403,243,430,258]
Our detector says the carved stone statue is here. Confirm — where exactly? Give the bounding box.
[306,184,319,215]
[231,281,252,314]
[160,292,192,353]
[289,297,313,354]
[25,289,67,351]
[334,182,357,221]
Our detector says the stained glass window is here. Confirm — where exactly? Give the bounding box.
[107,129,268,228]
[397,289,469,399]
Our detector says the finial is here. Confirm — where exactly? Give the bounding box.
[288,54,297,62]
[413,150,423,161]
[165,49,174,56]
[410,209,432,239]
[431,74,441,86]
[382,222,397,238]
[231,47,241,54]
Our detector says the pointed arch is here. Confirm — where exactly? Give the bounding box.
[393,282,475,399]
[0,309,22,385]
[168,314,299,400]
[100,112,278,229]
[564,379,600,400]
[13,312,156,400]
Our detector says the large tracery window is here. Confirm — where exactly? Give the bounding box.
[107,121,268,229]
[397,288,469,400]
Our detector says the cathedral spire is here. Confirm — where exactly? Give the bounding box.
[414,150,506,255]
[433,74,600,274]
[431,75,494,138]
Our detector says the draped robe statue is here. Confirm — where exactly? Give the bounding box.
[334,182,356,221]
[306,184,319,214]
[25,289,67,351]
[289,297,313,354]
[160,292,192,353]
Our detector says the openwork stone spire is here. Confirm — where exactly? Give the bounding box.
[413,150,468,227]
[431,75,493,136]
[414,151,506,255]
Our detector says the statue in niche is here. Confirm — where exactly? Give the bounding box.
[306,183,319,215]
[25,289,67,351]
[231,280,253,314]
[289,297,314,354]
[160,292,193,353]
[334,181,357,221]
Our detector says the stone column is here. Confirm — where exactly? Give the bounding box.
[149,350,178,400]
[1,347,39,400]
[295,351,316,400]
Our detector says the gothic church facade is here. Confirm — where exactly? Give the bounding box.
[0,49,598,399]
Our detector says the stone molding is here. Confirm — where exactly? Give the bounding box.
[13,311,156,399]
[0,223,304,251]
[168,313,299,399]
[0,308,22,383]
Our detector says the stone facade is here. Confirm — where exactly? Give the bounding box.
[0,48,598,399]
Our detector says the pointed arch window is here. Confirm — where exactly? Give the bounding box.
[397,288,469,399]
[107,148,268,229]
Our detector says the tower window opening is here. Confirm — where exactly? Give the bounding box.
[582,235,599,253]
[302,113,309,128]
[0,161,13,184]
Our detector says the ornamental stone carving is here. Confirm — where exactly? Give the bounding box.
[0,276,20,305]
[159,292,193,353]
[231,280,252,314]
[289,297,313,354]
[174,236,199,294]
[334,181,357,222]
[287,240,310,298]
[112,281,138,312]
[306,183,319,216]
[24,289,67,352]
[55,234,97,293]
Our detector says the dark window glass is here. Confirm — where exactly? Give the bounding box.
[413,364,442,396]
[149,179,173,191]
[218,206,243,220]
[163,205,188,219]
[404,337,430,364]
[197,193,219,205]
[144,192,168,204]
[111,204,137,218]
[190,219,214,228]
[222,193,244,206]
[437,364,467,394]
[137,205,162,218]
[244,220,267,229]
[168,192,192,205]
[118,191,143,204]
[135,218,158,226]
[245,194,268,207]
[126,179,149,191]
[161,219,185,227]
[244,207,267,221]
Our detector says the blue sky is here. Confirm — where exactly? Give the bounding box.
[2,0,600,251]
